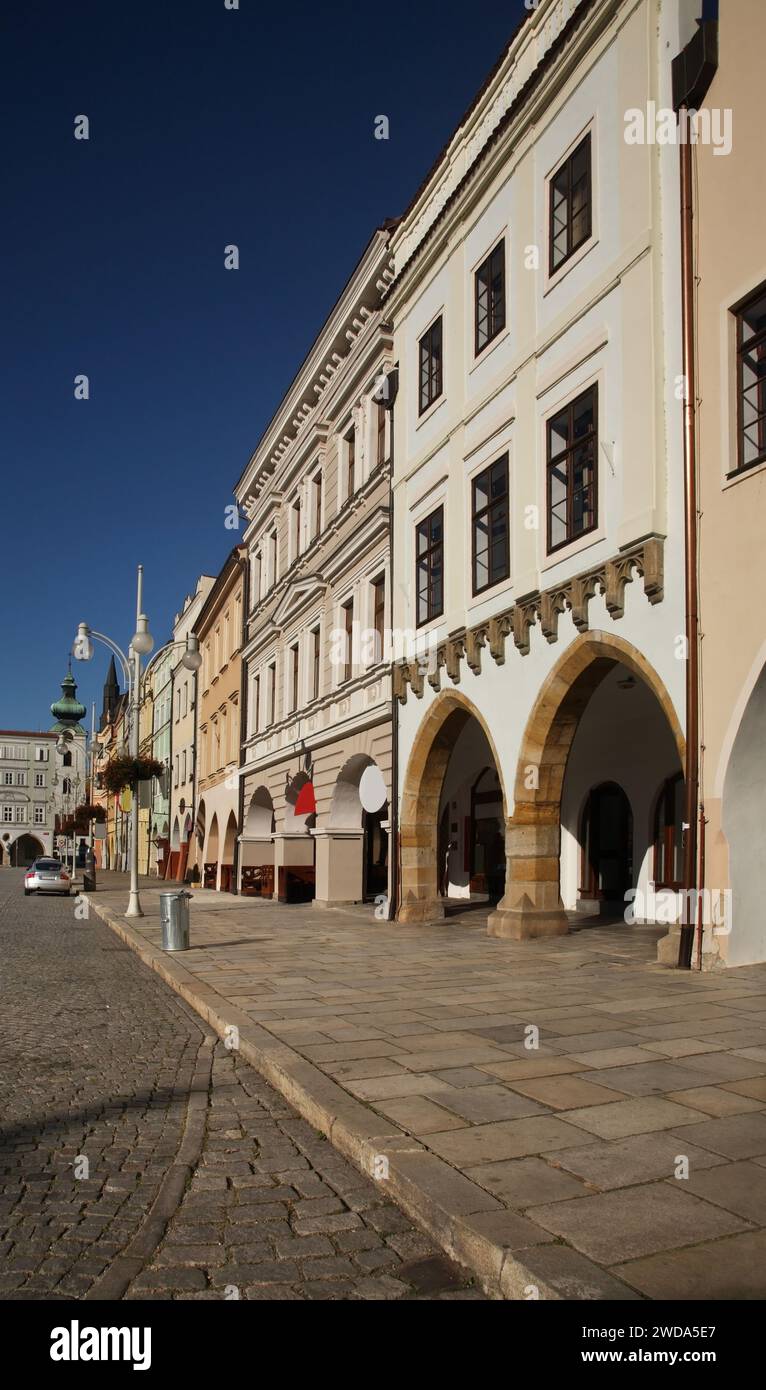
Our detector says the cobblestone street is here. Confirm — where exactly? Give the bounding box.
[0,872,476,1301]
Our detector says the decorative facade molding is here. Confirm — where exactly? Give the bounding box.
[394,537,664,703]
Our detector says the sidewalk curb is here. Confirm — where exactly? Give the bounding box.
[89,898,639,1302]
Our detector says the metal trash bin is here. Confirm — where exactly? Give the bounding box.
[160,890,192,951]
[83,868,97,893]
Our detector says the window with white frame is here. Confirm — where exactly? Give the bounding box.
[35,746,47,762]
[16,772,26,786]
[34,805,45,825]
[182,749,187,785]
[35,773,45,788]
[2,806,12,822]
[15,806,26,823]
[3,772,11,786]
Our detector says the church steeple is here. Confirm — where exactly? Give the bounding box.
[101,654,120,728]
[50,661,87,734]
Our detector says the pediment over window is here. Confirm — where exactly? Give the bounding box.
[273,575,327,629]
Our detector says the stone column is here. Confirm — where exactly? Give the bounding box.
[487,806,569,939]
[313,830,364,907]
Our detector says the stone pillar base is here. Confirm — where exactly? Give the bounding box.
[487,906,570,940]
[397,896,445,924]
[656,926,682,966]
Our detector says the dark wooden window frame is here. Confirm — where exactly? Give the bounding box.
[372,574,386,661]
[475,239,506,356]
[418,316,443,416]
[311,626,320,700]
[416,505,445,628]
[546,383,598,555]
[252,674,260,735]
[548,131,592,277]
[313,471,322,537]
[268,663,276,726]
[341,599,354,684]
[290,643,299,712]
[732,278,766,475]
[472,454,510,595]
[376,402,387,465]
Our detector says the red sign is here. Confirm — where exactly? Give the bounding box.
[294,781,317,817]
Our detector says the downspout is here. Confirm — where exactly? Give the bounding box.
[190,665,199,881]
[384,364,400,921]
[671,14,718,969]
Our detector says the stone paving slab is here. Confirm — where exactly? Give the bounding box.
[87,880,766,1300]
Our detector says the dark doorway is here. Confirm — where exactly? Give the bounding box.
[580,782,633,906]
[13,834,46,867]
[470,767,505,902]
[363,809,388,900]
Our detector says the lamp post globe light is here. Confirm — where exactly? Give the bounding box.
[74,565,201,918]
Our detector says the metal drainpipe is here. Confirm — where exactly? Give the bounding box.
[677,126,700,970]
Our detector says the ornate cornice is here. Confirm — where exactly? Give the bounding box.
[394,537,664,703]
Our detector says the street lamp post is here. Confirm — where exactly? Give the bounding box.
[74,565,201,918]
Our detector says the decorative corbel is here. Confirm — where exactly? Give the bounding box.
[539,586,571,644]
[426,642,446,692]
[465,625,488,675]
[445,633,466,684]
[639,537,664,605]
[392,663,408,704]
[489,611,512,665]
[512,598,538,656]
[569,569,604,632]
[605,553,639,620]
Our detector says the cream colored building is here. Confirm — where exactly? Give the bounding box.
[234,227,395,906]
[167,574,214,880]
[193,548,246,891]
[387,0,691,940]
[689,0,766,967]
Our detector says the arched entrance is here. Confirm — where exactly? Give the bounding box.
[399,692,507,923]
[328,754,389,902]
[722,662,766,965]
[490,632,684,939]
[205,813,219,889]
[398,633,684,938]
[13,834,45,867]
[241,787,275,897]
[579,782,633,911]
[220,811,238,893]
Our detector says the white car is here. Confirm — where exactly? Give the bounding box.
[24,858,72,896]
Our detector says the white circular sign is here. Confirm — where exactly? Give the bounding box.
[359,764,387,814]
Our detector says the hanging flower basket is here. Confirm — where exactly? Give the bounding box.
[76,802,106,824]
[101,755,165,795]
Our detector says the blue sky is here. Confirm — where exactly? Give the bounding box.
[2,0,527,730]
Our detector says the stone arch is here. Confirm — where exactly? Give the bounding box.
[398,689,509,923]
[207,813,220,863]
[223,810,238,863]
[722,661,766,966]
[14,833,45,867]
[491,631,684,939]
[171,816,181,852]
[245,786,275,836]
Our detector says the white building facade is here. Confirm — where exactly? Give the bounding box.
[388,0,690,947]
[234,227,396,906]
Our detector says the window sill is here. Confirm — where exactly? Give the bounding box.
[416,393,446,431]
[544,233,598,298]
[723,455,766,490]
[469,325,510,375]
